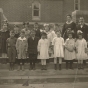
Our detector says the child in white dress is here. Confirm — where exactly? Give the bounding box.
[52,30,64,70]
[64,32,76,69]
[38,32,49,70]
[75,31,87,69]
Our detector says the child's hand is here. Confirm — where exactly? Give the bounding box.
[17,51,19,54]
[26,51,28,54]
[38,52,40,55]
[76,49,78,53]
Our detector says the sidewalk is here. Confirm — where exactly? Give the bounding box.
[0,82,88,88]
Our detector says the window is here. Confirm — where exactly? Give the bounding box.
[74,0,80,10]
[32,1,41,20]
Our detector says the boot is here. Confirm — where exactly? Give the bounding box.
[29,64,32,70]
[59,64,61,70]
[12,63,14,71]
[41,65,44,70]
[9,63,11,71]
[66,61,68,70]
[22,65,25,71]
[44,65,47,70]
[70,61,73,69]
[33,63,36,70]
[17,65,21,71]
[81,64,84,69]
[54,64,57,70]
[83,60,86,66]
[78,64,81,69]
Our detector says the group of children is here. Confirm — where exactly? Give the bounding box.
[0,21,88,71]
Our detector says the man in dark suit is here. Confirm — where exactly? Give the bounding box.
[76,17,88,66]
[34,22,41,39]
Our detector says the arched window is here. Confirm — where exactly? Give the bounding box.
[74,0,80,10]
[32,1,41,20]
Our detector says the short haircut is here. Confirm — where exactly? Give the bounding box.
[21,30,25,34]
[34,22,38,25]
[10,30,15,34]
[66,14,72,18]
[41,32,47,36]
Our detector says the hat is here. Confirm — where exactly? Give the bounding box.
[41,32,47,36]
[43,23,49,27]
[21,30,25,34]
[77,30,83,35]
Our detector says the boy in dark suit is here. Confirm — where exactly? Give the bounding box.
[28,30,39,70]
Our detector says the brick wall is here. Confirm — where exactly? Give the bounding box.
[80,0,88,10]
[0,0,88,23]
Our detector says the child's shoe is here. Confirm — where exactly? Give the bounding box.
[22,65,25,71]
[44,65,47,70]
[41,65,44,70]
[78,64,81,70]
[70,63,73,69]
[59,64,61,70]
[54,64,57,70]
[17,65,20,71]
[81,64,84,69]
[66,63,68,70]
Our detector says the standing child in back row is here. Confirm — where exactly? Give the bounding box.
[52,30,64,70]
[38,32,49,70]
[6,30,17,71]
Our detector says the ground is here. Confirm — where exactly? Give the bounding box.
[0,63,88,88]
[0,83,88,88]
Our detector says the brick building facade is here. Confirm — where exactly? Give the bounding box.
[0,0,88,23]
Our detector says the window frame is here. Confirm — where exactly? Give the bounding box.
[32,1,41,20]
[74,0,80,10]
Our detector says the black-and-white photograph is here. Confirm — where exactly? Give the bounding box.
[0,0,88,88]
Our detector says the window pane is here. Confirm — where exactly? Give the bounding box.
[75,4,78,10]
[75,0,78,3]
[33,10,39,16]
[33,3,39,9]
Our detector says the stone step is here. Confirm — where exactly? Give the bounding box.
[0,83,88,88]
[0,69,88,84]
[0,75,88,84]
[0,62,87,70]
[0,68,88,76]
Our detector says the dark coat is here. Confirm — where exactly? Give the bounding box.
[28,37,39,60]
[76,24,88,41]
[62,22,76,40]
[35,29,41,39]
[28,37,39,54]
[14,33,20,38]
[6,37,17,62]
[0,30,10,53]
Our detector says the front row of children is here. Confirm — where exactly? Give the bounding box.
[6,29,88,71]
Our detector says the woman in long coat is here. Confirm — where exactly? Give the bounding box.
[62,14,76,41]
[0,23,9,64]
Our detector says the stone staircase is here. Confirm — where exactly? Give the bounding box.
[0,62,88,85]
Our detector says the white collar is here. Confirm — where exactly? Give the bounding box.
[66,21,73,24]
[18,37,26,41]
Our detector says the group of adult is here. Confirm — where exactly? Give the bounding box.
[0,14,88,65]
[62,14,88,65]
